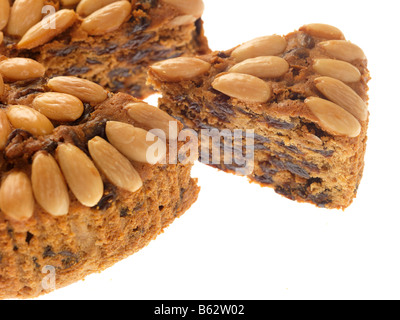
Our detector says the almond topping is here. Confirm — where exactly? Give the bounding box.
[106,121,166,165]
[32,152,70,216]
[163,0,205,18]
[88,136,143,193]
[32,92,84,122]
[0,172,35,222]
[76,0,120,17]
[150,57,211,82]
[0,58,45,81]
[0,0,10,31]
[300,24,345,40]
[314,76,368,121]
[47,76,108,104]
[17,9,78,50]
[6,105,54,136]
[229,56,289,78]
[231,35,287,62]
[0,109,11,151]
[7,0,44,37]
[81,1,132,36]
[0,73,4,95]
[313,59,361,83]
[305,97,361,138]
[56,143,104,207]
[212,73,271,103]
[319,40,366,62]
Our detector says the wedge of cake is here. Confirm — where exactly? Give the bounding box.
[148,24,370,209]
[0,57,200,299]
[0,0,209,98]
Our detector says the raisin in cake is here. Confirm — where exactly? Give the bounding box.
[148,24,370,209]
[0,57,200,299]
[0,0,209,98]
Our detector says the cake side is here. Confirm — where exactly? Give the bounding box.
[148,24,370,209]
[0,0,210,98]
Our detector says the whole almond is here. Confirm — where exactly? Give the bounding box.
[106,121,166,164]
[300,23,345,40]
[0,31,3,45]
[0,109,11,151]
[7,0,44,37]
[81,1,132,35]
[77,0,120,17]
[231,35,287,62]
[319,40,366,62]
[314,76,368,121]
[0,171,35,222]
[305,97,361,138]
[32,92,84,121]
[229,56,289,78]
[150,57,211,82]
[0,58,45,81]
[163,0,204,18]
[212,73,271,103]
[6,105,54,136]
[0,0,10,31]
[61,0,81,5]
[88,136,143,193]
[313,59,361,83]
[56,143,104,207]
[32,152,70,216]
[47,76,108,103]
[17,9,78,50]
[125,102,179,140]
[0,73,4,95]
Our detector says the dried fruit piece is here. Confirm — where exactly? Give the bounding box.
[17,9,78,50]
[77,0,120,17]
[0,58,45,81]
[319,40,366,62]
[150,57,211,82]
[231,35,287,62]
[313,59,361,83]
[125,102,179,140]
[106,121,165,164]
[7,0,44,37]
[32,92,84,122]
[0,171,35,221]
[0,0,10,31]
[0,109,11,150]
[212,73,271,103]
[6,105,54,136]
[88,136,143,193]
[81,1,132,36]
[300,23,345,40]
[314,76,368,121]
[305,97,361,138]
[31,152,70,216]
[47,76,108,103]
[56,143,104,207]
[229,56,289,78]
[163,0,205,18]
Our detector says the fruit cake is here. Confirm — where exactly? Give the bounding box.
[0,57,200,299]
[148,24,370,209]
[0,0,210,98]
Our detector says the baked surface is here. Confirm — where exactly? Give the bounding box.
[0,61,199,299]
[0,0,210,98]
[148,24,370,209]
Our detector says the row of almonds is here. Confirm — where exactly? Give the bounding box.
[0,0,205,49]
[150,23,368,138]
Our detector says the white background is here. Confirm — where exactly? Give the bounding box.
[38,0,400,300]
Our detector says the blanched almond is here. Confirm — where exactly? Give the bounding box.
[7,0,44,37]
[0,0,10,31]
[0,58,45,81]
[0,73,4,95]
[32,152,70,216]
[212,73,271,103]
[77,0,120,17]
[0,109,11,151]
[88,136,143,193]
[319,40,366,62]
[163,0,204,18]
[106,121,165,164]
[0,171,35,222]
[56,143,104,207]
[150,57,211,82]
[229,56,289,78]
[313,59,361,83]
[300,23,345,40]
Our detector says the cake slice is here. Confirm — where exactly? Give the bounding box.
[0,57,199,299]
[0,0,209,98]
[148,24,370,209]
